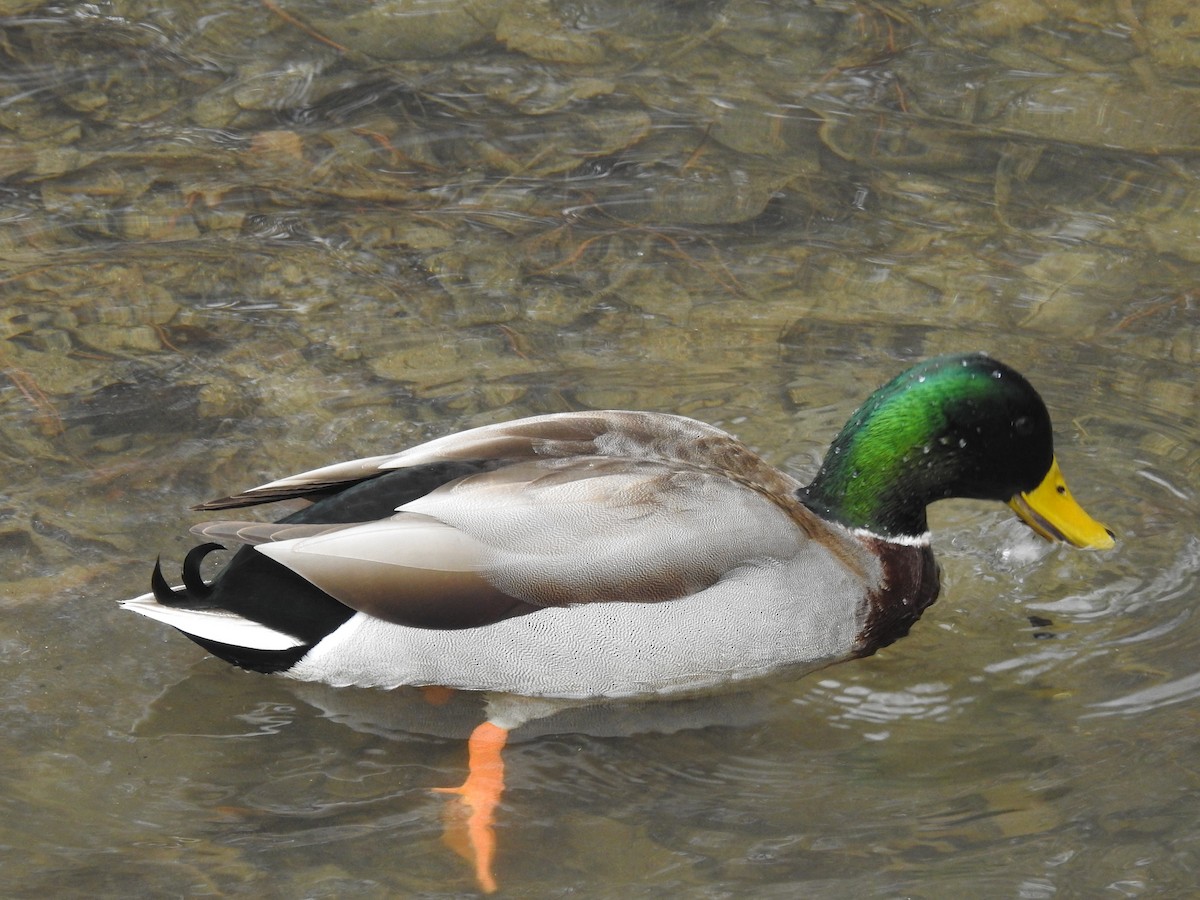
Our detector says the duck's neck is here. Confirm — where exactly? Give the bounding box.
[798,370,964,541]
[800,442,937,540]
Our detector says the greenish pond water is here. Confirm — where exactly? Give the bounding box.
[2,0,1198,896]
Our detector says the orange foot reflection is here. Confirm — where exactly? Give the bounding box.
[433,721,509,894]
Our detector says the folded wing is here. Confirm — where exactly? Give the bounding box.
[190,412,820,629]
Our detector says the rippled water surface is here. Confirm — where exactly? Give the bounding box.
[2,1,1198,896]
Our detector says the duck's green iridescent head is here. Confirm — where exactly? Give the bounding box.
[800,353,1114,548]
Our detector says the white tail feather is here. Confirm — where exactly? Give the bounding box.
[119,592,306,651]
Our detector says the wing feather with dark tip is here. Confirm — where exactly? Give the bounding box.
[189,521,359,546]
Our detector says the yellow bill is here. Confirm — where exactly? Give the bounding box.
[1008,457,1115,549]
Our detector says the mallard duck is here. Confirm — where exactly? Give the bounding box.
[121,352,1113,893]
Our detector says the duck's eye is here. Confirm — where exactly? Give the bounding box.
[1056,484,1066,495]
[1013,416,1033,436]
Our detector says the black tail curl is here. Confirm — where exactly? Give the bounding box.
[151,542,226,607]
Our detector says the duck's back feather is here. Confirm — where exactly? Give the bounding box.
[195,412,804,512]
